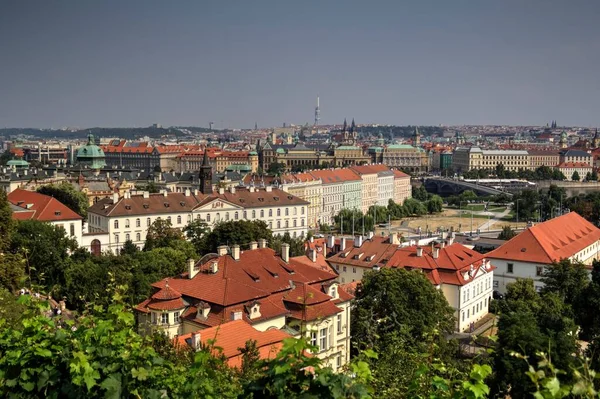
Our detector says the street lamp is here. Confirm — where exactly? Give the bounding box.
[515,198,523,228]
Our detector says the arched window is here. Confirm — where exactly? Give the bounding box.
[114,234,119,244]
[90,239,101,256]
[277,221,281,229]
[243,211,247,219]
[260,210,264,218]
[293,207,297,215]
[114,220,119,229]
[136,218,140,227]
[177,215,182,224]
[167,216,172,224]
[277,209,281,216]
[125,219,130,228]
[269,209,273,217]
[146,218,151,226]
[285,208,289,216]
[301,219,305,226]
[293,220,297,227]
[301,207,305,215]
[136,233,141,241]
[235,212,239,220]
[252,210,256,218]
[285,220,289,228]
[125,233,130,241]
[225,212,230,221]
[215,213,220,222]
[207,214,211,222]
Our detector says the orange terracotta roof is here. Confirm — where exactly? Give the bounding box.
[488,212,600,265]
[175,319,291,368]
[147,297,186,311]
[151,284,182,300]
[557,162,592,168]
[308,169,361,184]
[8,189,83,222]
[392,169,410,178]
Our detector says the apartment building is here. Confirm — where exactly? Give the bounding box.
[281,172,323,230]
[308,169,362,227]
[557,162,593,181]
[559,149,593,167]
[488,212,600,293]
[452,147,530,172]
[528,150,560,168]
[392,169,412,204]
[327,233,495,332]
[87,186,309,253]
[350,165,380,213]
[135,242,353,371]
[380,144,430,173]
[174,149,259,173]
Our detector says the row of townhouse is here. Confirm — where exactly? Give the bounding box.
[87,186,309,254]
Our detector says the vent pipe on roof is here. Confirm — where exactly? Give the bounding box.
[340,237,346,252]
[218,187,225,195]
[432,247,440,259]
[416,246,423,257]
[327,235,335,249]
[354,235,363,248]
[230,186,236,194]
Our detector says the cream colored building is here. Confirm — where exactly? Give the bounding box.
[350,165,380,213]
[135,242,353,371]
[281,172,323,230]
[393,169,412,204]
[452,147,530,172]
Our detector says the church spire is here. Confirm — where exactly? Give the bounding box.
[342,118,347,133]
[350,118,356,134]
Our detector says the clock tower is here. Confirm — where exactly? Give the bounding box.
[199,150,213,194]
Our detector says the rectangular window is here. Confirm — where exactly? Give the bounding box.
[536,266,544,276]
[174,311,180,323]
[353,267,356,273]
[319,328,328,351]
[70,223,75,236]
[337,355,342,368]
[507,263,514,274]
[337,314,342,334]
[161,313,168,324]
[493,280,499,288]
[310,331,317,347]
[343,266,347,272]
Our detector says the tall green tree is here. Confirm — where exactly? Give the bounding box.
[352,268,455,351]
[37,182,89,219]
[334,208,373,233]
[183,218,210,253]
[426,195,443,214]
[197,220,273,253]
[143,219,185,251]
[572,170,581,181]
[540,258,589,310]
[497,225,517,241]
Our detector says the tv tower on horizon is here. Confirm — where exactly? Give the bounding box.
[314,96,320,127]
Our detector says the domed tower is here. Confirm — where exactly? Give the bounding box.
[593,129,600,149]
[76,134,106,169]
[559,131,568,149]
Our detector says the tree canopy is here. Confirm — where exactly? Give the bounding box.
[37,182,89,219]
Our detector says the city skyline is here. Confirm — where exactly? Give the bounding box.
[1,1,600,128]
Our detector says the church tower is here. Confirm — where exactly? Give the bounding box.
[413,127,421,146]
[199,150,213,194]
[559,131,568,149]
[593,129,600,149]
[350,118,357,144]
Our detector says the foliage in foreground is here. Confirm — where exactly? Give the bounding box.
[0,290,372,399]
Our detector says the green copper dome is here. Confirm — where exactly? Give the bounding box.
[76,134,106,169]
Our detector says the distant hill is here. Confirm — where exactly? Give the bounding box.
[0,127,189,140]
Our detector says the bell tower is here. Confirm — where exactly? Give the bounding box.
[199,150,213,194]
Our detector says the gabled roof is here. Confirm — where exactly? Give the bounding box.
[487,212,600,264]
[175,319,291,368]
[8,188,83,222]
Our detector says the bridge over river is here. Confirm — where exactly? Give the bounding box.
[423,177,511,197]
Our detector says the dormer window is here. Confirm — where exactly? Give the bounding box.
[54,211,61,216]
[143,204,149,209]
[164,202,170,208]
[125,205,131,210]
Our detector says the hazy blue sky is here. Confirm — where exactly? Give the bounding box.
[1,1,599,128]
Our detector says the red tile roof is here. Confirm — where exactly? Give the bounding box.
[308,169,361,184]
[8,189,83,222]
[557,162,592,168]
[487,212,600,265]
[175,319,291,368]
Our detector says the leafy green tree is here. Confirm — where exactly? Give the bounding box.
[183,218,209,253]
[137,181,160,193]
[513,189,540,221]
[387,199,406,220]
[495,163,506,178]
[267,162,286,175]
[494,192,511,205]
[426,195,443,214]
[572,170,581,181]
[334,208,374,233]
[459,190,477,203]
[579,260,600,340]
[541,258,589,310]
[120,239,139,256]
[403,198,427,216]
[412,185,430,201]
[592,170,599,181]
[37,182,89,219]
[270,233,305,257]
[0,288,26,328]
[492,279,578,398]
[0,150,11,166]
[367,205,389,224]
[9,220,77,290]
[585,171,592,181]
[497,225,517,241]
[0,190,15,251]
[143,219,185,251]
[197,220,272,253]
[352,268,455,352]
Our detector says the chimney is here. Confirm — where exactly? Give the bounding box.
[281,243,290,263]
[340,237,346,252]
[432,246,440,259]
[389,233,399,245]
[447,233,455,246]
[124,191,131,199]
[187,258,197,279]
[367,231,374,240]
[310,249,317,263]
[327,235,335,249]
[231,310,243,321]
[163,190,168,197]
[218,187,225,195]
[112,192,119,203]
[258,238,267,249]
[249,241,258,250]
[440,241,445,249]
[185,188,191,197]
[209,261,219,274]
[416,246,423,257]
[265,186,272,192]
[143,191,150,199]
[309,235,314,243]
[249,186,255,193]
[230,186,236,194]
[231,244,240,260]
[217,245,228,256]
[191,332,201,350]
[193,189,199,196]
[354,235,363,248]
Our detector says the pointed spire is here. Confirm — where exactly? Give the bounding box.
[202,149,209,166]
[350,118,356,133]
[342,118,347,133]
